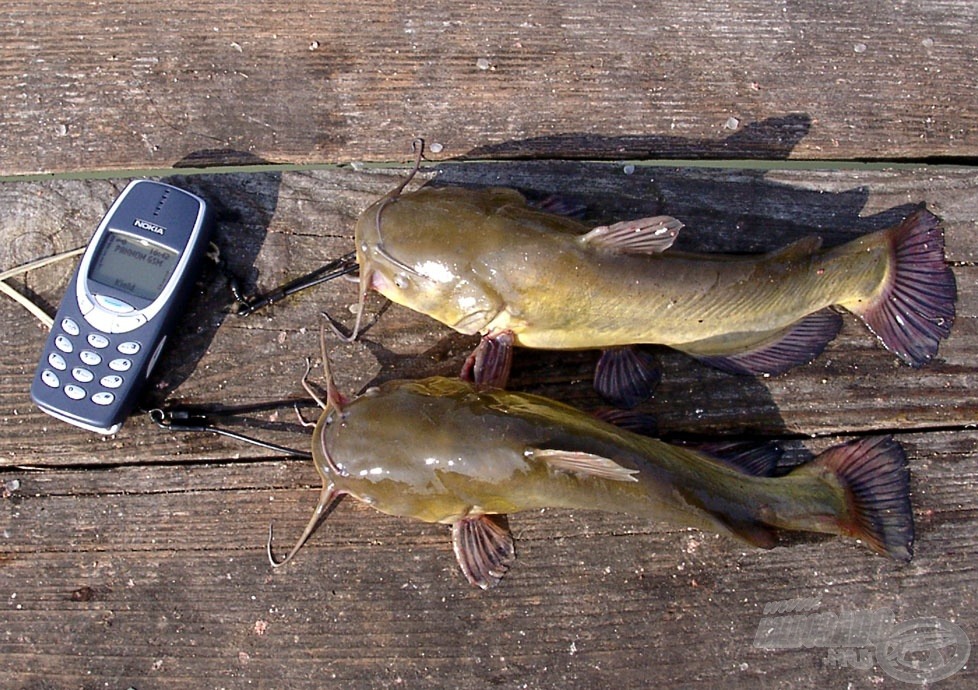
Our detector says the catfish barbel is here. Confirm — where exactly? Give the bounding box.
[268,364,914,589]
[349,180,955,403]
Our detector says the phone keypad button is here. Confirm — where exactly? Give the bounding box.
[41,370,60,387]
[87,333,110,349]
[64,384,86,400]
[79,350,102,366]
[117,341,141,355]
[91,392,115,406]
[48,353,67,370]
[108,358,132,372]
[77,290,94,315]
[94,294,135,313]
[72,367,95,383]
[109,313,146,334]
[55,335,73,353]
[61,318,80,336]
[100,375,123,389]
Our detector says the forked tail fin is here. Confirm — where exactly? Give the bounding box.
[852,208,956,366]
[812,436,914,561]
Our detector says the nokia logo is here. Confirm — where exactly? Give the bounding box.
[133,218,166,235]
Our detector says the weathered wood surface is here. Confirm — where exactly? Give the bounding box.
[3,0,978,686]
[2,163,977,689]
[1,0,977,175]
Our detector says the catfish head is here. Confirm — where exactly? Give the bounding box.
[351,187,507,338]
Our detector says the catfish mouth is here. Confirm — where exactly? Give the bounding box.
[452,310,494,335]
[316,419,347,479]
[367,267,389,293]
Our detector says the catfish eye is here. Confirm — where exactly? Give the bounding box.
[394,273,411,289]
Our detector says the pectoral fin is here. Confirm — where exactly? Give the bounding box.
[580,216,683,254]
[452,514,516,589]
[460,331,515,389]
[527,448,640,482]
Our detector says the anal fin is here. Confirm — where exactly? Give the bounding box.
[689,440,782,477]
[452,514,516,589]
[689,309,843,376]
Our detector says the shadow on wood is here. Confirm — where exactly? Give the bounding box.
[143,153,283,409]
[464,113,814,161]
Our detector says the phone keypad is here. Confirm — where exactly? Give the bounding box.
[41,370,60,387]
[38,322,139,410]
[79,350,102,366]
[87,333,110,349]
[71,367,95,383]
[109,358,132,372]
[61,318,80,336]
[91,392,115,406]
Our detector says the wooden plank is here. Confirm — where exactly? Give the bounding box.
[1,430,976,689]
[1,1,977,175]
[1,162,976,687]
[2,163,976,468]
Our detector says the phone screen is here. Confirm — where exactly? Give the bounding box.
[88,230,180,301]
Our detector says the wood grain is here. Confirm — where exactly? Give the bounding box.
[1,430,975,689]
[3,164,976,466]
[3,2,977,686]
[1,1,976,175]
[2,162,977,688]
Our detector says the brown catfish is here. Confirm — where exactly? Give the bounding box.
[349,183,955,403]
[268,366,914,589]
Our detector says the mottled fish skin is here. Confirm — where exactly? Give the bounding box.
[286,375,912,588]
[354,186,954,370]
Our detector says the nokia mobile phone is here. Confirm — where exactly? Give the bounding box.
[30,180,213,434]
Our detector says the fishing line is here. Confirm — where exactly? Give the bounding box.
[150,400,314,459]
[0,246,85,328]
[233,250,358,316]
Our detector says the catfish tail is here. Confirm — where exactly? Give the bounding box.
[809,436,914,561]
[851,209,956,366]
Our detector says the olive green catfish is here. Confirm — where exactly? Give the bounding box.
[349,181,955,403]
[268,360,913,589]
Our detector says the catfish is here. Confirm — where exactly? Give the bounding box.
[350,180,955,405]
[268,357,914,589]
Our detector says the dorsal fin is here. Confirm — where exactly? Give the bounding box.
[526,448,639,482]
[579,216,683,254]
